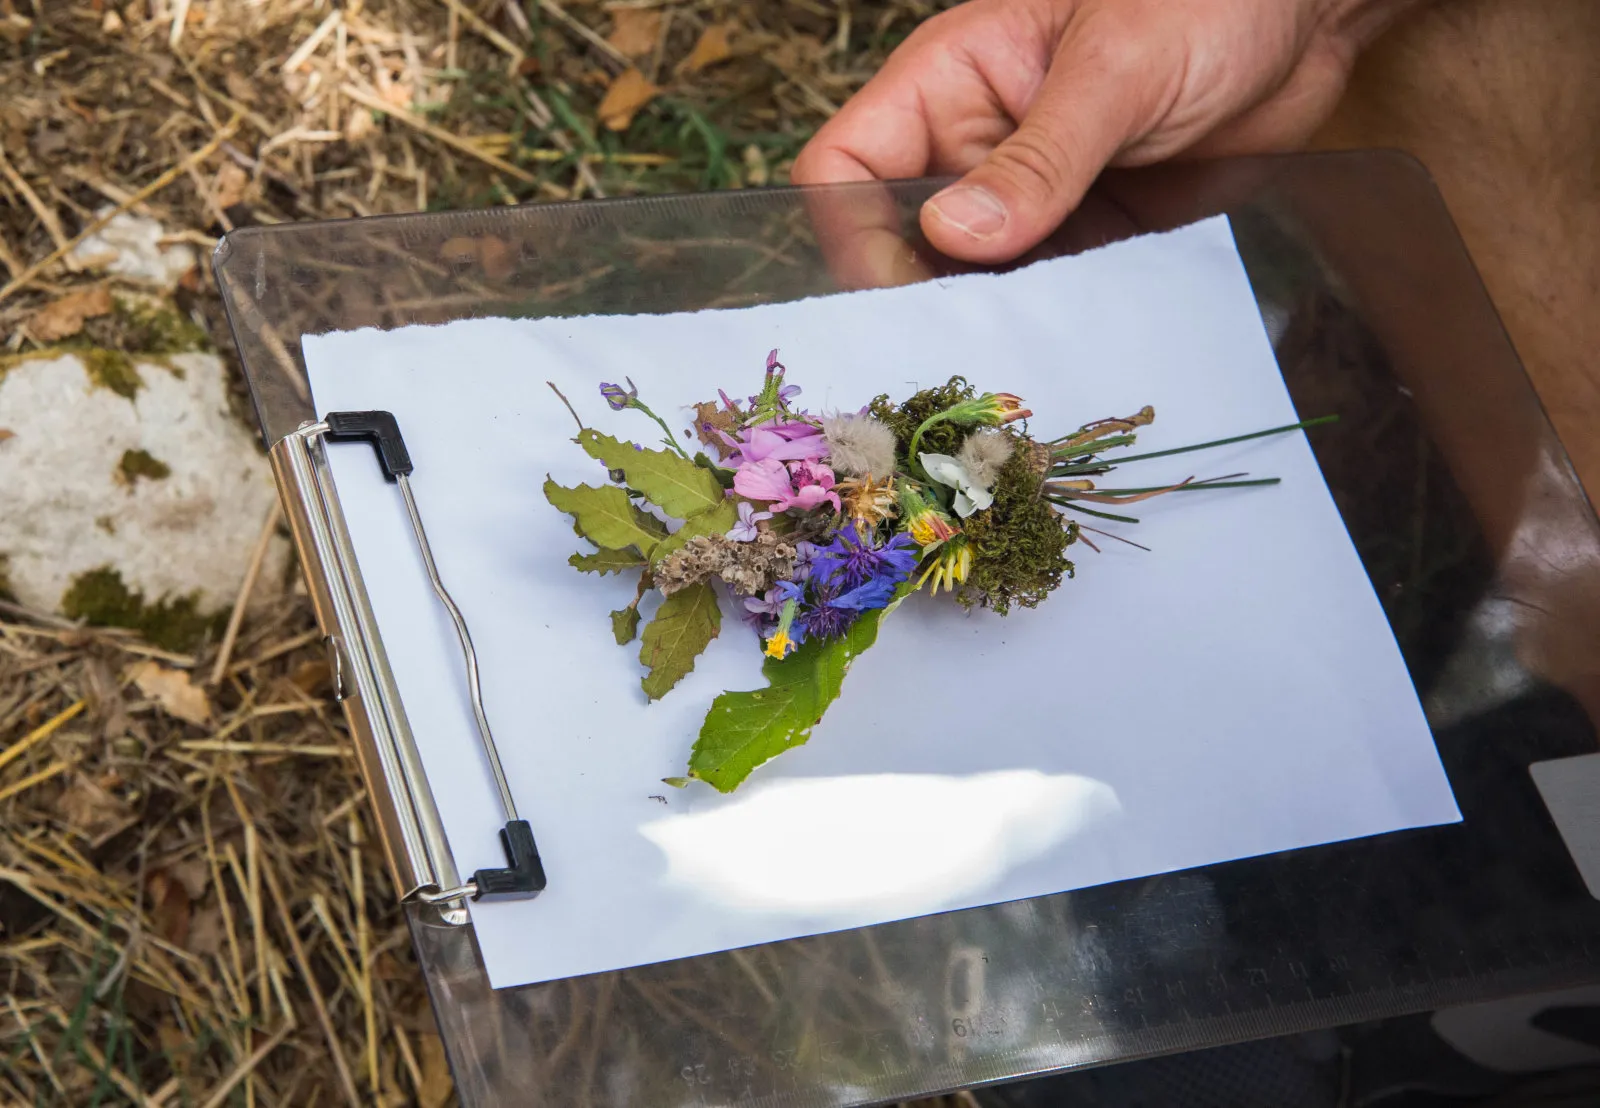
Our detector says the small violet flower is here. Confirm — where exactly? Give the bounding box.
[727,501,772,543]
[599,378,638,411]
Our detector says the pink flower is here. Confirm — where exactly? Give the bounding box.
[716,419,828,466]
[733,458,841,513]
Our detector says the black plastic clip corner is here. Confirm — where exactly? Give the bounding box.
[324,410,413,482]
[472,820,548,901]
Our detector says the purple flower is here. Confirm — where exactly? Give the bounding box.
[599,378,637,411]
[727,501,772,542]
[741,586,786,633]
[797,580,858,641]
[792,541,821,581]
[766,348,783,374]
[815,529,918,590]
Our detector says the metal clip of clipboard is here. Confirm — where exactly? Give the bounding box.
[270,410,545,923]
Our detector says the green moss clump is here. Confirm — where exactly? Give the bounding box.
[61,567,222,652]
[957,447,1077,615]
[118,448,171,485]
[869,376,975,459]
[82,348,142,398]
[112,298,210,357]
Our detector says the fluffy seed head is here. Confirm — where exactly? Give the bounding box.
[821,412,898,479]
[956,429,1015,489]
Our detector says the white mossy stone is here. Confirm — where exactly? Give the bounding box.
[0,351,288,623]
[68,211,198,290]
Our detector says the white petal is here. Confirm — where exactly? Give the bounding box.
[953,490,977,518]
[965,485,994,512]
[918,453,964,488]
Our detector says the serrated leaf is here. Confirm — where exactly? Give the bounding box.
[611,606,641,644]
[688,607,887,793]
[571,548,648,575]
[639,582,721,699]
[649,499,738,566]
[545,478,668,554]
[577,430,724,518]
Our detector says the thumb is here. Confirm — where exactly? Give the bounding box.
[922,32,1146,263]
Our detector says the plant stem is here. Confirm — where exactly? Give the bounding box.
[1083,477,1281,495]
[1045,496,1141,524]
[633,401,693,460]
[1055,415,1335,474]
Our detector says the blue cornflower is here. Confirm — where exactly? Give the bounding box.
[799,581,859,641]
[815,529,918,590]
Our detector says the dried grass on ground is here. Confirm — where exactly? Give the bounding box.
[0,0,958,1104]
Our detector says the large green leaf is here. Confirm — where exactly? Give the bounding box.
[577,430,724,518]
[544,479,668,555]
[570,548,647,575]
[648,499,739,566]
[688,608,887,792]
[639,582,721,700]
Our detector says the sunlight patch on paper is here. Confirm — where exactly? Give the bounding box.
[641,771,1122,918]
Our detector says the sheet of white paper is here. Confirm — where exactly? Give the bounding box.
[302,215,1461,989]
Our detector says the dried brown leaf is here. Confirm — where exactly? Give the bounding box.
[55,774,134,842]
[185,903,224,957]
[418,1031,452,1108]
[213,163,250,209]
[130,660,212,726]
[146,870,192,948]
[681,21,737,74]
[223,70,256,104]
[26,286,113,343]
[0,429,13,443]
[597,68,660,132]
[606,9,661,58]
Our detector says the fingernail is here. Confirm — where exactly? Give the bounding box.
[927,185,1008,239]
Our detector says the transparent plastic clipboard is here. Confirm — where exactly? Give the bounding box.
[214,152,1600,1108]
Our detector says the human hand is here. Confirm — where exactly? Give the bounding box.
[792,0,1423,264]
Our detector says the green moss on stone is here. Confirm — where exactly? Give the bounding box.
[82,348,142,398]
[61,567,222,652]
[0,554,14,603]
[111,298,210,357]
[118,448,171,485]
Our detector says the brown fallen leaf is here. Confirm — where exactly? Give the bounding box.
[213,162,250,209]
[26,286,113,343]
[607,8,661,58]
[418,1031,453,1108]
[130,660,212,726]
[186,903,225,957]
[55,774,135,844]
[597,67,661,131]
[0,429,13,443]
[146,869,192,948]
[680,21,737,74]
[223,70,256,104]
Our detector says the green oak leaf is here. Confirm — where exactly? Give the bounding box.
[639,582,721,700]
[577,430,724,518]
[544,479,668,555]
[649,499,739,566]
[687,606,888,793]
[571,548,648,575]
[611,606,641,645]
